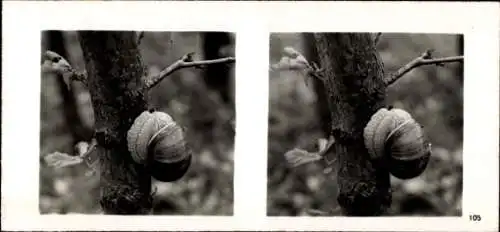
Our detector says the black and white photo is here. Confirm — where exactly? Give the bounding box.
[268,33,464,216]
[2,2,499,231]
[40,31,235,215]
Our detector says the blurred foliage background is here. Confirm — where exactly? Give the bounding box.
[40,31,235,215]
[268,33,463,216]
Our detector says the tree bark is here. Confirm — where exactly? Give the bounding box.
[78,31,152,214]
[314,33,391,216]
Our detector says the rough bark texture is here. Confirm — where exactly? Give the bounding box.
[78,31,152,214]
[313,33,391,215]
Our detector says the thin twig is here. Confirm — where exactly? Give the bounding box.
[137,31,145,46]
[308,62,325,82]
[145,53,235,89]
[416,56,464,65]
[81,139,98,163]
[384,49,464,86]
[374,32,382,45]
[82,138,100,176]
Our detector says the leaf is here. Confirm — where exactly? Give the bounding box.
[317,138,328,151]
[270,46,315,87]
[74,141,90,156]
[270,57,293,71]
[44,151,83,168]
[284,148,322,167]
[43,50,73,74]
[283,47,310,66]
[42,50,74,90]
[272,54,309,71]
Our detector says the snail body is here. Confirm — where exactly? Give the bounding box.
[363,107,431,179]
[127,110,191,182]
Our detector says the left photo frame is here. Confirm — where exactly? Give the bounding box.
[40,31,236,215]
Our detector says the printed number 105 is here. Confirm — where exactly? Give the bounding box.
[469,214,481,221]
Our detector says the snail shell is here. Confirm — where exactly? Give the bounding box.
[363,107,431,179]
[127,110,191,182]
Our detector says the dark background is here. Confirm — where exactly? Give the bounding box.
[40,31,235,215]
[267,33,463,216]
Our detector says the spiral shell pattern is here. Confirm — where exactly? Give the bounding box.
[149,119,190,164]
[127,110,173,164]
[363,107,431,179]
[364,108,396,160]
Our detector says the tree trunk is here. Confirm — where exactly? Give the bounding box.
[302,33,331,136]
[78,31,152,214]
[314,33,391,216]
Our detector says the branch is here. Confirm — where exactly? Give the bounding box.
[145,52,236,89]
[385,49,464,86]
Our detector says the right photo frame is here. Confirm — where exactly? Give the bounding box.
[267,33,464,217]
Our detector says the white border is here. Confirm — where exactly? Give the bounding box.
[2,1,499,231]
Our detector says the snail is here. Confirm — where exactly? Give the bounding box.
[363,107,431,179]
[127,109,191,182]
